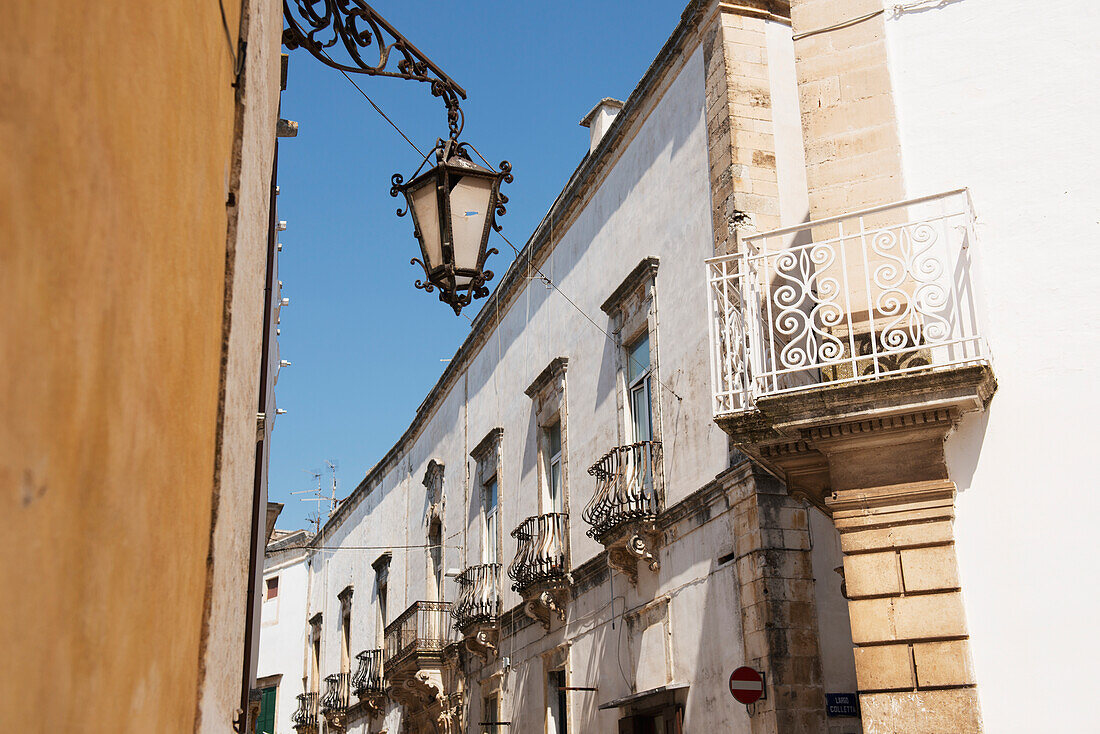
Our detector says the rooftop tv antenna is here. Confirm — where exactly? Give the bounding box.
[291,469,326,534]
[290,461,341,534]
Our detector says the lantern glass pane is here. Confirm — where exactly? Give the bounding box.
[448,174,494,272]
[409,177,442,270]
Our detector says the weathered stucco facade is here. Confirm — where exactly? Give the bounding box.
[1,1,285,731]
[263,2,1100,734]
[270,4,861,734]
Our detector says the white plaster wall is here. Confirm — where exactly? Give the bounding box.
[259,549,310,733]
[884,2,1100,730]
[298,27,856,732]
[766,20,812,229]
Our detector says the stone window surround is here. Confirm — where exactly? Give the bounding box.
[337,586,353,674]
[372,552,390,645]
[601,257,662,446]
[471,427,504,568]
[600,255,664,473]
[525,356,570,516]
[422,460,446,603]
[541,642,572,733]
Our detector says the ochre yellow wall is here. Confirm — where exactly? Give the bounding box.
[0,2,242,730]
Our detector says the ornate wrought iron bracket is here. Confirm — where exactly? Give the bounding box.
[283,0,468,139]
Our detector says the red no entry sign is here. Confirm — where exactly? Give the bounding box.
[729,666,765,705]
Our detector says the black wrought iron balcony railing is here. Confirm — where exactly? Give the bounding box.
[383,600,456,669]
[352,648,384,696]
[584,440,662,542]
[291,691,319,730]
[451,563,502,632]
[320,672,351,714]
[508,512,568,593]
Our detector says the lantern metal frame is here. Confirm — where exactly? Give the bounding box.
[283,0,513,314]
[390,138,513,315]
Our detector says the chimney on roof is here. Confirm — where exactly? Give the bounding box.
[579,98,624,154]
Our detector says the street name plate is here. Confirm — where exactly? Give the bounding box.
[826,693,859,717]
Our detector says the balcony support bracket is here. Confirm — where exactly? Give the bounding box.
[605,523,661,587]
[520,581,570,631]
[460,623,499,662]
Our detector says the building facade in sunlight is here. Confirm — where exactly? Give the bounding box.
[270,3,858,733]
[262,1,1099,734]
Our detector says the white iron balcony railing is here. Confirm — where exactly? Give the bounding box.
[707,189,989,415]
[508,513,568,593]
[451,563,502,632]
[584,441,661,543]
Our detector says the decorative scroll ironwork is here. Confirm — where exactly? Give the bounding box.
[584,441,662,542]
[351,648,385,696]
[291,692,320,731]
[320,672,351,713]
[451,563,502,632]
[508,513,568,593]
[283,0,467,138]
[706,188,988,415]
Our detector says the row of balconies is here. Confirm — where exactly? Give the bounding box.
[293,604,455,731]
[452,440,663,636]
[292,440,664,730]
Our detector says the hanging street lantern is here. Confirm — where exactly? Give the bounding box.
[282,0,513,314]
[391,139,512,315]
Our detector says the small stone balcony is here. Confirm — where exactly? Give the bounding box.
[383,600,461,725]
[320,672,351,729]
[508,512,570,629]
[705,189,995,509]
[291,691,319,733]
[351,648,385,717]
[451,563,502,659]
[584,440,663,585]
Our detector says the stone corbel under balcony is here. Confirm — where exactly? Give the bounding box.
[585,441,664,585]
[718,365,996,512]
[521,581,571,631]
[462,622,498,661]
[604,523,661,587]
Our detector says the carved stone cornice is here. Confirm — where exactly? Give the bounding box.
[716,365,996,511]
[470,427,504,460]
[525,357,569,399]
[601,256,660,316]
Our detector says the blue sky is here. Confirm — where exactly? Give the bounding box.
[272,1,687,530]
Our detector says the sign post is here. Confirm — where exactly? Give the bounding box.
[728,667,765,705]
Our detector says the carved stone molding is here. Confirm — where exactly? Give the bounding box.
[605,524,661,586]
[355,691,386,719]
[521,582,570,630]
[461,624,499,662]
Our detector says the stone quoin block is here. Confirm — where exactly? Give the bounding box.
[853,643,914,691]
[912,640,976,688]
[842,551,901,598]
[859,688,983,734]
[900,545,961,593]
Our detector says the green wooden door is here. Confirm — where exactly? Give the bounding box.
[257,686,277,733]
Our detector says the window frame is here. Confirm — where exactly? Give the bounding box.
[482,473,500,565]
